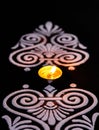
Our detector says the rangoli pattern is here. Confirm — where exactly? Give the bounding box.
[2,22,98,130]
[9,21,89,71]
[2,84,99,130]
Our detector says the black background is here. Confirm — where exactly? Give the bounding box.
[0,1,99,129]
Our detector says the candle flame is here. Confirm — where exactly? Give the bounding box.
[50,66,57,74]
[38,65,62,80]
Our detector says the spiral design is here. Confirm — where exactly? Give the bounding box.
[3,88,50,130]
[51,34,78,47]
[5,89,45,110]
[56,89,88,109]
[9,21,89,69]
[20,33,47,47]
[62,92,88,108]
[54,52,82,66]
[9,33,47,68]
[12,93,38,109]
[17,52,44,65]
[50,33,89,67]
[10,50,44,67]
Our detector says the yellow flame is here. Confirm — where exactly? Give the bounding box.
[38,65,62,80]
[50,66,57,74]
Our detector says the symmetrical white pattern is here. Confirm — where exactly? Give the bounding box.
[2,84,99,130]
[9,21,89,71]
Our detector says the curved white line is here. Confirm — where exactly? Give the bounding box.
[55,88,98,130]
[3,89,50,130]
[9,46,45,67]
[51,35,89,66]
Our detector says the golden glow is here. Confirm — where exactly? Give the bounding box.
[50,66,57,74]
[38,65,62,80]
[68,66,75,71]
[70,83,77,88]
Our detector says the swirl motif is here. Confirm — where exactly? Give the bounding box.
[3,88,50,130]
[62,92,88,108]
[9,21,89,70]
[12,93,38,109]
[51,33,78,48]
[2,85,99,130]
[9,33,47,69]
[6,89,44,110]
[9,48,45,68]
[13,33,47,48]
[55,88,98,130]
[51,34,89,67]
[54,52,83,67]
[56,90,88,109]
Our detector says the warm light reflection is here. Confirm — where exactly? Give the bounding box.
[70,83,77,88]
[50,66,56,74]
[68,66,75,71]
[38,65,62,80]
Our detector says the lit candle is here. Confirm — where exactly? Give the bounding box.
[38,65,62,80]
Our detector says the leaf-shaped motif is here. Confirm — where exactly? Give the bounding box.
[92,112,99,126]
[48,110,56,125]
[82,115,91,123]
[45,22,53,32]
[13,116,21,125]
[79,43,87,49]
[11,43,19,49]
[2,115,12,128]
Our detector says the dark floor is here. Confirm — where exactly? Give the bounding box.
[0,1,99,129]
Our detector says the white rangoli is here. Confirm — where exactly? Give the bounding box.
[9,21,89,71]
[2,22,99,130]
[2,84,99,130]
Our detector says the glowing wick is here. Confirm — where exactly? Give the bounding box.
[50,66,56,74]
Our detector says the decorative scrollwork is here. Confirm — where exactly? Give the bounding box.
[12,33,47,49]
[51,33,79,48]
[2,84,99,130]
[2,115,41,130]
[35,21,64,36]
[62,113,99,130]
[9,21,89,71]
[9,49,45,69]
